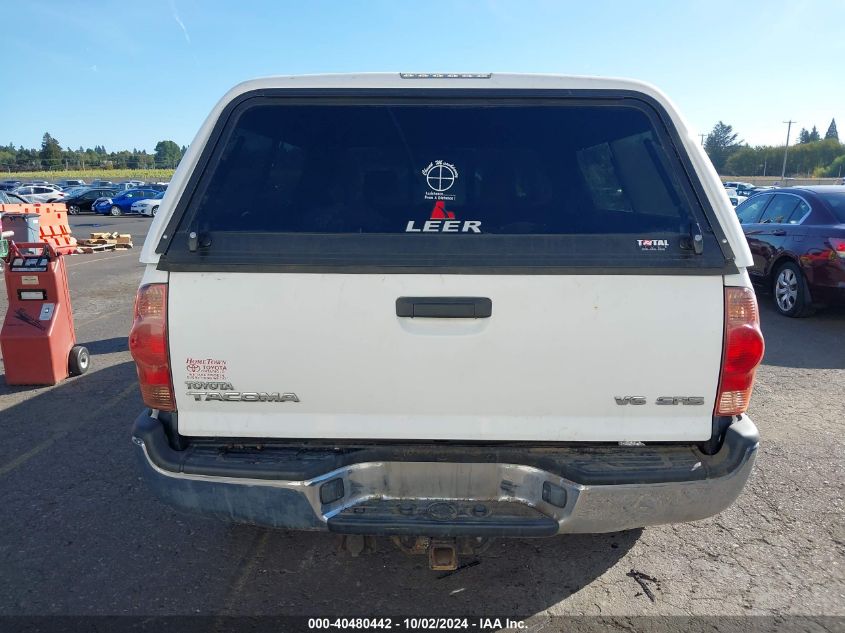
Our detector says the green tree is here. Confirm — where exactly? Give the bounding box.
[724,146,773,176]
[39,132,62,165]
[725,138,845,178]
[797,128,810,144]
[825,118,839,141]
[824,154,845,177]
[704,121,742,173]
[154,140,182,167]
[809,126,821,142]
[0,146,15,170]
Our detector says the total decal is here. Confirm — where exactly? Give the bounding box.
[406,159,482,233]
[637,239,669,251]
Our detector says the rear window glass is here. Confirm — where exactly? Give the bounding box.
[187,103,696,235]
[759,195,800,224]
[817,191,845,223]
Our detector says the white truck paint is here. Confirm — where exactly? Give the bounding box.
[169,272,723,441]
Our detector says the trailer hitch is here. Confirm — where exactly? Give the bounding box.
[390,536,494,571]
[428,539,459,571]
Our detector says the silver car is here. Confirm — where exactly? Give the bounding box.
[12,184,66,203]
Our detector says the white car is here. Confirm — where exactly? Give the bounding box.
[115,180,147,191]
[129,74,763,568]
[724,187,747,207]
[130,192,165,216]
[12,184,66,203]
[723,181,756,196]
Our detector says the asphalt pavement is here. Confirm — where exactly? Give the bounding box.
[0,214,842,624]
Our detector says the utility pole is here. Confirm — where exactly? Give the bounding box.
[699,133,706,146]
[781,120,795,182]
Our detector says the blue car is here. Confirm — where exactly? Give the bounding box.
[93,189,161,216]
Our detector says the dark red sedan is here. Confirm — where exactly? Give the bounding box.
[736,186,845,317]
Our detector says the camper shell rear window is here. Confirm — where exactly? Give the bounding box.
[158,90,732,274]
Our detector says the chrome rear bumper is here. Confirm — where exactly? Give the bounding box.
[132,413,758,535]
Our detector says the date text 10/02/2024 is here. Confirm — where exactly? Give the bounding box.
[307,618,527,630]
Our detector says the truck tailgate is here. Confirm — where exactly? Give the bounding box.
[169,272,723,441]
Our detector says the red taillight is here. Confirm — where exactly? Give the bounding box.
[129,283,175,411]
[829,238,845,258]
[715,287,765,416]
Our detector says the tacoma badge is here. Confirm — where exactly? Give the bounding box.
[186,389,300,402]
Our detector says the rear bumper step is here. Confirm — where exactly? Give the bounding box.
[328,500,559,537]
[132,412,759,536]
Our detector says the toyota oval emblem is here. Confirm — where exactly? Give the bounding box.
[425,502,458,521]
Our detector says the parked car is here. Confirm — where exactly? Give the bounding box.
[130,191,165,216]
[748,185,776,196]
[128,74,764,564]
[0,180,22,191]
[0,191,30,205]
[55,179,86,187]
[723,181,757,196]
[92,188,160,215]
[12,184,66,203]
[115,180,146,191]
[57,187,120,214]
[142,182,169,191]
[735,186,845,316]
[90,180,114,187]
[724,187,747,207]
[49,186,87,201]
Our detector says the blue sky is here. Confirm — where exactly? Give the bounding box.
[3,0,843,152]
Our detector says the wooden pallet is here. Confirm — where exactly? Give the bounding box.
[78,243,117,254]
[77,231,134,252]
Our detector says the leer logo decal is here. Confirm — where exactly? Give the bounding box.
[405,202,482,233]
[430,200,455,220]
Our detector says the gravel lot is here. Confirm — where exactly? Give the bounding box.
[0,215,842,625]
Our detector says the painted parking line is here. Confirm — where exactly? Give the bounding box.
[77,310,131,328]
[66,252,138,268]
[217,530,272,618]
[0,381,137,478]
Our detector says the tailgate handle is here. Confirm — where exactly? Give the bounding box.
[396,297,492,318]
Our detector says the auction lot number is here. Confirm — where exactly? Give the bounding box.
[308,618,525,630]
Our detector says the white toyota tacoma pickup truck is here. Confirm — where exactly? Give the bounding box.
[129,73,764,567]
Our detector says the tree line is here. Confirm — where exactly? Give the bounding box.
[704,118,843,178]
[0,133,187,173]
